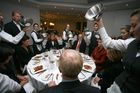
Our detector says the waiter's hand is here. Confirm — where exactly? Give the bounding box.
[22,26,30,32]
[94,18,104,30]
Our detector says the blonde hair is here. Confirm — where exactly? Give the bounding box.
[107,48,122,62]
[12,10,21,16]
[59,49,83,78]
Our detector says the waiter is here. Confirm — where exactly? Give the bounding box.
[1,11,29,74]
[2,10,29,48]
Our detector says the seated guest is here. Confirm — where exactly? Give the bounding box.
[40,49,100,93]
[45,33,59,50]
[15,35,33,74]
[92,48,123,93]
[55,34,65,49]
[91,38,107,74]
[0,44,28,93]
[72,34,86,53]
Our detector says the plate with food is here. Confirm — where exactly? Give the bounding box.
[83,55,91,60]
[30,64,46,74]
[32,55,43,60]
[82,63,94,73]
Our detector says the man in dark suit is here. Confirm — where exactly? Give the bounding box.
[88,23,99,56]
[72,33,86,53]
[46,33,59,50]
[40,49,100,93]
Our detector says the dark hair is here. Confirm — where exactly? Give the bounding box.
[21,35,29,41]
[12,10,21,16]
[94,23,98,26]
[130,9,140,17]
[0,44,14,63]
[19,35,29,45]
[120,25,131,32]
[33,23,39,27]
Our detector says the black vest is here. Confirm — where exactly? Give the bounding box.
[2,21,23,49]
[31,31,43,45]
[115,39,140,93]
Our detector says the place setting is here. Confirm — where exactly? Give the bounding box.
[40,70,62,85]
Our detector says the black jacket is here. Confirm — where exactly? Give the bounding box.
[72,39,86,53]
[115,39,140,93]
[15,46,33,68]
[40,80,100,93]
[88,31,98,56]
[46,40,59,50]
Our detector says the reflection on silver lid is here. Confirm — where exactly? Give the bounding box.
[85,3,104,21]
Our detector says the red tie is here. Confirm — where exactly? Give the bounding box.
[76,41,80,50]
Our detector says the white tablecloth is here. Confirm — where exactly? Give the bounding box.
[27,49,96,91]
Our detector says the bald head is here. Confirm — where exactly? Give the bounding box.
[66,24,70,30]
[59,49,83,79]
[78,34,83,40]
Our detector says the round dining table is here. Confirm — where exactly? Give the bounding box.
[27,49,96,91]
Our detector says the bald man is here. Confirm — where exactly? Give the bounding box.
[41,49,100,93]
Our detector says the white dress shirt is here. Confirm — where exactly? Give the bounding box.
[62,30,73,41]
[62,30,68,41]
[0,73,21,93]
[31,31,43,51]
[0,21,25,44]
[98,27,135,52]
[0,30,25,44]
[98,27,140,57]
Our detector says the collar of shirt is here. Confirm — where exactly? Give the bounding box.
[62,78,78,82]
[33,30,37,32]
[13,21,21,31]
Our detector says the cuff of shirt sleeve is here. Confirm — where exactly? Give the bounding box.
[20,31,25,34]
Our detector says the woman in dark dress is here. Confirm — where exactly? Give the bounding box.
[16,35,33,74]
